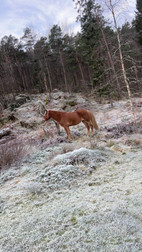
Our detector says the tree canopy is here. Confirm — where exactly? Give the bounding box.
[0,0,141,105]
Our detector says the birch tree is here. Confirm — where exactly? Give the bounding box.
[105,0,136,122]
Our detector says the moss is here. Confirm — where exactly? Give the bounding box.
[114,160,120,164]
[58,230,66,236]
[62,244,67,249]
[92,200,97,204]
[85,239,93,243]
[39,235,49,243]
[67,101,77,106]
[125,190,131,195]
[107,140,115,147]
[88,182,95,186]
[79,210,86,216]
[70,216,77,225]
[93,208,98,213]
[108,166,116,172]
[122,151,126,155]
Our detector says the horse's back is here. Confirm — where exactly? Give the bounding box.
[76,109,90,121]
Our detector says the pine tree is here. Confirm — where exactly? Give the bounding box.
[49,25,69,91]
[135,0,142,45]
[74,0,104,88]
[34,37,52,92]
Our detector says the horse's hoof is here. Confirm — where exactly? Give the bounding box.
[68,138,72,142]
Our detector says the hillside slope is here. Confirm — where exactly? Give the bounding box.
[0,92,142,252]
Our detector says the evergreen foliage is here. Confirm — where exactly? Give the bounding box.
[135,0,142,45]
[0,1,142,104]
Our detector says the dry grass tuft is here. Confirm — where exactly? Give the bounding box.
[48,143,74,162]
[0,139,32,171]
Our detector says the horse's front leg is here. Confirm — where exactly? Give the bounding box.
[53,120,60,135]
[64,126,72,140]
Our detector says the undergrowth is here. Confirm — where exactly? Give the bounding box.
[0,139,32,171]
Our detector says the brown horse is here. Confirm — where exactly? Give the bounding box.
[44,109,98,140]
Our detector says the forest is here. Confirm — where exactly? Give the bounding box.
[0,0,142,110]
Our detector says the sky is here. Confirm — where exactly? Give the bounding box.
[0,0,136,40]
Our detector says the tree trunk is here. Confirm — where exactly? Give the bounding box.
[44,56,53,92]
[59,49,69,92]
[39,60,48,92]
[75,51,86,85]
[5,52,15,89]
[15,55,26,91]
[97,17,122,97]
[108,0,136,123]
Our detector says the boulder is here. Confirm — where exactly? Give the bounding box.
[0,128,11,139]
[9,94,30,111]
[0,111,16,127]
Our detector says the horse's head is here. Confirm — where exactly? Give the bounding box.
[44,110,50,121]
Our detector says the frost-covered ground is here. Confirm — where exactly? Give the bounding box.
[0,93,142,252]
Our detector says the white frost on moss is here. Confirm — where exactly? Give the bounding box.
[54,147,106,165]
[0,95,142,252]
[36,147,107,191]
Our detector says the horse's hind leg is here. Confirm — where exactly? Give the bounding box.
[82,120,90,136]
[64,126,72,140]
[88,122,93,134]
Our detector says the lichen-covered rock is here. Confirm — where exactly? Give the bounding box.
[0,110,16,127]
[20,117,43,129]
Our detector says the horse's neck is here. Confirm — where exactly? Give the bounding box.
[49,111,62,122]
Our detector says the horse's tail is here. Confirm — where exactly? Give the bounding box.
[88,110,99,130]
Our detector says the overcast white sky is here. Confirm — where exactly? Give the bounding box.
[0,0,136,39]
